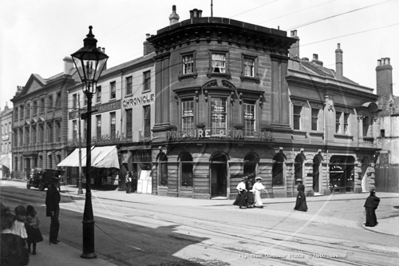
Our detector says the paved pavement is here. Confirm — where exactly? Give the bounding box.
[2,179,399,265]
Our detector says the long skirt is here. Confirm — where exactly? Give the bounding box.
[254,190,263,207]
[233,192,247,208]
[26,226,43,243]
[247,192,255,207]
[365,207,378,227]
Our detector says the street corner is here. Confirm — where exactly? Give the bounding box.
[361,217,399,237]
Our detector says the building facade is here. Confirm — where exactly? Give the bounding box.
[287,34,380,196]
[11,57,78,179]
[146,7,380,199]
[65,49,155,188]
[373,58,399,192]
[0,103,13,179]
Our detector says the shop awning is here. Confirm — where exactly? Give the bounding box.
[0,154,10,168]
[57,146,119,169]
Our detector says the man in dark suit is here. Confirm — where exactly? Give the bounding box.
[45,176,61,244]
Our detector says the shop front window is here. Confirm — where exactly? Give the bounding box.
[180,152,193,187]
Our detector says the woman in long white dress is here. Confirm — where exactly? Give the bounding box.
[252,176,266,208]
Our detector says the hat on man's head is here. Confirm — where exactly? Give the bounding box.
[14,205,26,216]
[255,176,262,180]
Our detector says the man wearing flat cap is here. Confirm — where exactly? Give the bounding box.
[45,175,61,244]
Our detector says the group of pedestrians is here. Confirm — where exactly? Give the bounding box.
[233,176,267,209]
[1,203,42,265]
[1,175,61,265]
[125,171,138,194]
[233,175,381,227]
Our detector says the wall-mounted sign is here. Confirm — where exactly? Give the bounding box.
[167,129,273,141]
[68,101,121,120]
[123,93,155,108]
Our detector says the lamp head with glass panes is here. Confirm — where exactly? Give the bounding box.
[71,26,108,95]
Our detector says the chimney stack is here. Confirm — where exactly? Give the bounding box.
[169,5,180,25]
[190,8,203,22]
[143,33,155,56]
[376,57,393,98]
[288,30,300,59]
[63,56,74,74]
[335,43,343,80]
[311,54,323,66]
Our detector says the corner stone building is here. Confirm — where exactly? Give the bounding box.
[147,8,380,199]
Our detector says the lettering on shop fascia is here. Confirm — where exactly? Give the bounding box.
[67,132,133,147]
[123,93,155,108]
[69,101,121,120]
[167,129,274,141]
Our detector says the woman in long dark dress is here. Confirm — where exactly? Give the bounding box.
[233,177,248,209]
[294,183,308,212]
[364,189,380,227]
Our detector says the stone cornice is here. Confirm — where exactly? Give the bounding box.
[148,18,296,57]
[286,75,379,101]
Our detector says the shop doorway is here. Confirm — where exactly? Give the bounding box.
[329,156,355,193]
[210,152,228,198]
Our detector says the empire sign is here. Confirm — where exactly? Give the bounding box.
[167,129,274,141]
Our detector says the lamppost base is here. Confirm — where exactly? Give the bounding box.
[81,252,97,259]
[77,189,84,195]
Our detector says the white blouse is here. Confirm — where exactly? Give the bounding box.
[236,181,246,191]
[253,182,265,191]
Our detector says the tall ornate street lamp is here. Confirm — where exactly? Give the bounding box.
[71,25,108,259]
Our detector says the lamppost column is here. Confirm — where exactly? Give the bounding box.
[81,91,96,258]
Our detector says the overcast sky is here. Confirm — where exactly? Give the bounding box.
[1,0,398,111]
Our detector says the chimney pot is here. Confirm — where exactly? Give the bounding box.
[376,57,393,98]
[63,56,74,74]
[288,30,300,58]
[335,43,343,80]
[143,34,155,56]
[311,54,323,66]
[169,5,180,25]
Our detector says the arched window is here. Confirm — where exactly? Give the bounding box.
[158,153,168,186]
[272,152,285,186]
[180,152,193,187]
[244,152,259,179]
